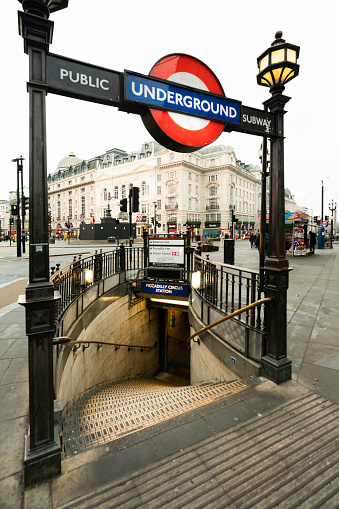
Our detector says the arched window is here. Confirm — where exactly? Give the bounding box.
[81,196,86,216]
[141,181,147,196]
[103,188,108,201]
[114,186,118,199]
[122,185,126,198]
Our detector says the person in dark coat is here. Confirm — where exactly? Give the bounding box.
[310,231,317,253]
[249,233,256,248]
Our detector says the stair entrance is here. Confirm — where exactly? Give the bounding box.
[158,307,190,380]
[62,376,258,458]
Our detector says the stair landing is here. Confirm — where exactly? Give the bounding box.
[62,376,259,457]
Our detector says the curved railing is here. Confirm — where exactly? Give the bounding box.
[51,245,144,323]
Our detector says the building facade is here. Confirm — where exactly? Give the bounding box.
[47,142,295,238]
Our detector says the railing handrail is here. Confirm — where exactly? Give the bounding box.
[187,296,273,342]
[194,253,260,275]
[53,336,156,349]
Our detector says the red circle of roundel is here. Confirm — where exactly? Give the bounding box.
[143,54,225,152]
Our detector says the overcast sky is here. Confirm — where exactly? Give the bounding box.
[1,0,338,217]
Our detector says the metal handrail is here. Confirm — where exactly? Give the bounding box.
[53,336,156,349]
[187,296,273,342]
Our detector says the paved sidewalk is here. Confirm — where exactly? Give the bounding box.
[0,244,338,507]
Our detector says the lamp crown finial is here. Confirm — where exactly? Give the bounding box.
[272,30,285,46]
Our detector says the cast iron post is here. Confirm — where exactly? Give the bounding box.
[18,3,62,486]
[262,92,292,383]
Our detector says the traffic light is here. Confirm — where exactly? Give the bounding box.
[131,186,139,212]
[10,217,14,226]
[325,215,329,221]
[157,222,161,227]
[120,198,127,212]
[11,204,18,215]
[232,214,238,223]
[151,217,154,224]
[22,196,29,214]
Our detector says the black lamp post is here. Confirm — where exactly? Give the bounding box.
[17,0,69,487]
[12,156,24,257]
[257,31,300,384]
[258,142,269,293]
[329,200,337,249]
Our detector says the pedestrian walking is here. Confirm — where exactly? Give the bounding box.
[249,233,255,248]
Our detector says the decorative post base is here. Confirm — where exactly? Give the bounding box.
[262,354,292,384]
[24,428,61,487]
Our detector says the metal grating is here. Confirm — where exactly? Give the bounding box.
[62,377,258,457]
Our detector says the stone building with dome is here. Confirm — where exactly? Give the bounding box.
[47,143,296,238]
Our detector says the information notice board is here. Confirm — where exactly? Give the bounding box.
[149,237,185,268]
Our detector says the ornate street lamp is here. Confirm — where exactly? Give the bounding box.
[17,0,69,487]
[257,31,300,94]
[329,200,337,248]
[256,31,300,384]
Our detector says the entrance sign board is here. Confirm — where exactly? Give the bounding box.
[140,54,240,152]
[46,53,121,106]
[125,72,241,125]
[225,105,276,137]
[149,237,185,268]
[142,282,188,297]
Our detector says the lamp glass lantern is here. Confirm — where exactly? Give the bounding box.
[257,31,300,93]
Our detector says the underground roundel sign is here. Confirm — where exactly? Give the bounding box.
[125,54,241,153]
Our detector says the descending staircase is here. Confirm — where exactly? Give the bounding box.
[62,375,259,457]
[58,390,339,508]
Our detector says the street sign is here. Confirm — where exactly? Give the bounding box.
[322,221,327,227]
[225,105,276,137]
[142,282,188,297]
[136,54,241,152]
[46,53,121,107]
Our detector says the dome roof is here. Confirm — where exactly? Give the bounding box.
[56,152,83,170]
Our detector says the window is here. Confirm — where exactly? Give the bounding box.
[122,185,126,198]
[157,158,161,165]
[81,176,85,181]
[114,186,118,199]
[141,181,146,196]
[188,184,192,194]
[141,204,146,214]
[210,159,215,167]
[68,180,72,185]
[157,186,161,195]
[81,196,85,216]
[68,199,72,218]
[81,188,85,193]
[69,191,72,196]
[57,201,61,219]
[188,172,192,180]
[129,183,133,193]
[103,188,108,201]
[209,175,217,182]
[157,174,161,181]
[209,186,217,196]
[157,199,161,209]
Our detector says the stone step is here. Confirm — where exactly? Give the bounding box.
[62,376,260,457]
[57,391,339,508]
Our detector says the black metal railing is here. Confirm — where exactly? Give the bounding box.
[191,254,265,331]
[51,245,144,321]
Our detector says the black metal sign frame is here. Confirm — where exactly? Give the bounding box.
[45,52,277,138]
